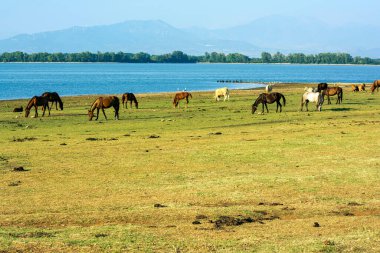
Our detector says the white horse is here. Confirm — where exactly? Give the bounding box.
[265,84,273,93]
[304,87,317,92]
[300,91,324,112]
[215,87,230,101]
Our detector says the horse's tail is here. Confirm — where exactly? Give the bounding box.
[280,93,286,106]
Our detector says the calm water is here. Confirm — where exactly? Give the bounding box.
[1,63,380,100]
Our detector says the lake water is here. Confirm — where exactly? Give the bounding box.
[1,63,380,100]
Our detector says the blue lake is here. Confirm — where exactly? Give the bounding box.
[1,63,380,100]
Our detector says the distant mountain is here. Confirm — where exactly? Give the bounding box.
[0,17,379,57]
[187,15,380,57]
[0,20,259,55]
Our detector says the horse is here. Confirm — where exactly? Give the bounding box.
[370,80,380,93]
[317,83,328,92]
[322,87,343,104]
[251,92,286,114]
[214,87,229,101]
[88,96,119,121]
[25,96,50,117]
[13,106,23,112]
[351,84,359,92]
[304,87,317,92]
[41,92,63,110]
[358,83,366,92]
[300,91,324,112]
[121,93,138,109]
[173,92,192,108]
[265,84,273,93]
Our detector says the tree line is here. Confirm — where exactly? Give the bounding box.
[0,51,379,65]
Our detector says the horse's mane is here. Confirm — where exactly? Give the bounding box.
[26,96,37,110]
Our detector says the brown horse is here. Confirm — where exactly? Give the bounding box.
[121,93,138,109]
[13,106,23,112]
[173,92,192,108]
[370,80,380,93]
[358,83,366,92]
[25,96,50,117]
[251,92,286,114]
[88,96,120,121]
[322,87,343,104]
[42,92,63,110]
[351,84,359,92]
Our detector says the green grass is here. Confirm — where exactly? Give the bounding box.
[0,86,379,252]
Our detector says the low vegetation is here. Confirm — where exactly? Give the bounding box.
[0,84,379,252]
[1,51,379,64]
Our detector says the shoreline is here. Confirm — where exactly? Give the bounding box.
[1,62,380,67]
[0,82,362,102]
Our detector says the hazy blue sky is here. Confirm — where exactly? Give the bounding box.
[0,0,379,39]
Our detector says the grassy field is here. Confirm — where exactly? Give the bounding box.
[0,84,379,252]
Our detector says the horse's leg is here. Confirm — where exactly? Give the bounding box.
[114,106,119,120]
[96,108,99,120]
[305,101,309,111]
[130,101,132,108]
[35,105,38,117]
[186,97,189,108]
[265,103,269,113]
[102,108,107,120]
[55,101,58,110]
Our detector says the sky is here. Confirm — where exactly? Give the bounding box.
[0,0,379,39]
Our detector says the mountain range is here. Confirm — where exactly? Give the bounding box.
[1,16,379,57]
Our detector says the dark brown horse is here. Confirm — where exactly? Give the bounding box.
[317,83,328,92]
[13,106,23,112]
[42,92,63,110]
[121,93,138,109]
[173,92,192,108]
[370,80,380,93]
[322,87,343,104]
[88,96,120,121]
[251,92,286,114]
[25,96,50,117]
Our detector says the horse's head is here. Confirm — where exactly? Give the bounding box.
[251,104,257,114]
[25,109,30,117]
[59,102,64,110]
[88,110,94,121]
[135,101,139,109]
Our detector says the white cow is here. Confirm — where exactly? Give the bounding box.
[215,87,230,101]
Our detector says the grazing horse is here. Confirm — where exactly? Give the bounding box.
[322,87,343,104]
[13,106,23,112]
[300,92,324,112]
[214,87,230,101]
[251,92,286,114]
[173,92,192,108]
[41,92,63,110]
[121,93,138,109]
[88,96,119,121]
[317,83,328,92]
[265,84,273,93]
[25,96,50,117]
[358,83,366,92]
[370,80,380,93]
[351,84,359,92]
